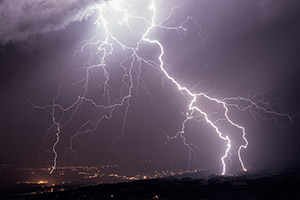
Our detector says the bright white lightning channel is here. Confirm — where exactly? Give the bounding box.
[30,0,293,175]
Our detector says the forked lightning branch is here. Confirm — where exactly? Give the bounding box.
[30,0,293,175]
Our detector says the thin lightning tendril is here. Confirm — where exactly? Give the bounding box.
[29,0,294,175]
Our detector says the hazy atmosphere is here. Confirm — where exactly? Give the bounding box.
[1,0,300,177]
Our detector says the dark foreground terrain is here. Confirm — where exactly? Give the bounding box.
[1,169,300,200]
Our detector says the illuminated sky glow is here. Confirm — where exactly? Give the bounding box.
[31,0,292,174]
[0,0,299,175]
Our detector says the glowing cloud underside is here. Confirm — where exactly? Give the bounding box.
[31,0,293,175]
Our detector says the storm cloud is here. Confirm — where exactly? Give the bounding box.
[0,0,104,43]
[0,0,299,43]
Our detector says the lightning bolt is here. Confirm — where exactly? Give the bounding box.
[29,0,294,175]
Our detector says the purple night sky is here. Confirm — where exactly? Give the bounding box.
[0,0,300,175]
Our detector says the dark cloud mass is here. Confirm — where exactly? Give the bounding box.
[0,0,104,43]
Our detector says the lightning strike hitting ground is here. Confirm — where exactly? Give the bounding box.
[30,0,294,175]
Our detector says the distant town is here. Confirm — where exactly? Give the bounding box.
[1,164,300,199]
[0,164,203,196]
